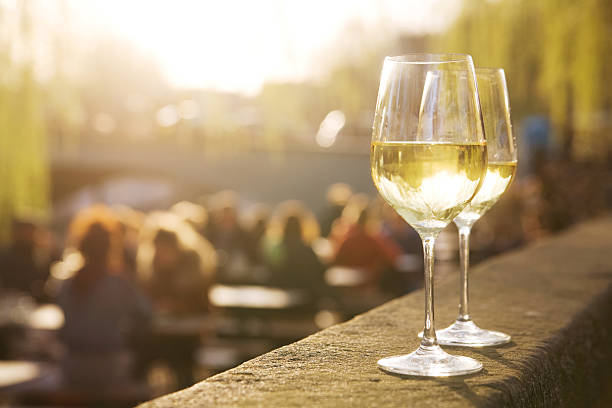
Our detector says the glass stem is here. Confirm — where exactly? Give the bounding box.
[458,226,472,322]
[421,234,438,347]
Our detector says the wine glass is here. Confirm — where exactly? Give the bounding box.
[435,68,517,346]
[371,54,487,376]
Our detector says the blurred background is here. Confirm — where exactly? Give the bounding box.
[0,0,611,406]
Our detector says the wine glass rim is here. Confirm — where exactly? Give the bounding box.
[385,53,473,64]
[476,67,505,75]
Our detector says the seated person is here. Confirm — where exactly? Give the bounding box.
[263,201,326,298]
[147,229,209,315]
[58,206,151,390]
[136,213,216,388]
[332,197,400,290]
[0,218,53,300]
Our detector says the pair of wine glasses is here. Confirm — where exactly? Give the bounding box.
[371,53,517,377]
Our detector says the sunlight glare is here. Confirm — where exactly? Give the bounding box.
[65,0,460,94]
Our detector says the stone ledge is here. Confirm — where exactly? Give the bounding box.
[138,216,612,407]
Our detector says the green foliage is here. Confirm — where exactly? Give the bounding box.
[0,29,49,243]
[437,0,612,160]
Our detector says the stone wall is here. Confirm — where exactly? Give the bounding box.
[139,217,612,407]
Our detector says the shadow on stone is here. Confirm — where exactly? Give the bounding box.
[439,378,489,408]
[443,341,519,370]
[377,371,490,407]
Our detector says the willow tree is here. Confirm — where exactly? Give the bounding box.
[437,0,612,161]
[0,3,49,242]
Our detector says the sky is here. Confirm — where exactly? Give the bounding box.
[17,0,463,95]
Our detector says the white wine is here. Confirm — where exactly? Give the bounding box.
[454,161,516,227]
[371,141,486,235]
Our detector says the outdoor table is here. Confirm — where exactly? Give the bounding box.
[209,284,309,310]
[324,266,369,287]
[0,361,48,389]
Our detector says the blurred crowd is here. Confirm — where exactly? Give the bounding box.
[0,183,427,404]
[2,158,610,405]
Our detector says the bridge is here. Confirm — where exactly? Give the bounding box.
[50,145,375,215]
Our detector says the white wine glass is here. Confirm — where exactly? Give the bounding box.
[434,68,517,347]
[371,54,487,376]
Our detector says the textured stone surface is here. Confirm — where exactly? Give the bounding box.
[139,217,612,407]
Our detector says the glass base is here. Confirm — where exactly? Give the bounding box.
[420,320,511,347]
[377,344,483,377]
